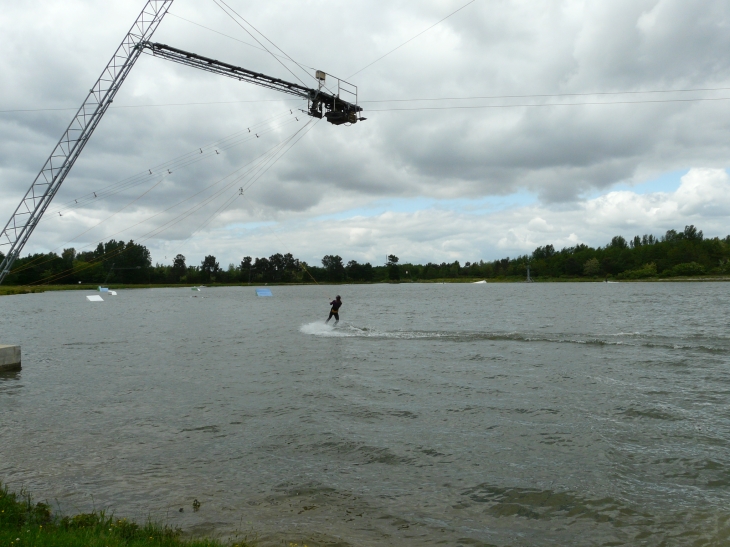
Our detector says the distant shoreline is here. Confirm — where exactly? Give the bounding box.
[2,276,730,297]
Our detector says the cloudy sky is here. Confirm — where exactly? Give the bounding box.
[1,0,730,268]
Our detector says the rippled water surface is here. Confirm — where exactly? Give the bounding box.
[1,283,730,546]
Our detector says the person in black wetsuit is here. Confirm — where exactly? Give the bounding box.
[326,295,342,324]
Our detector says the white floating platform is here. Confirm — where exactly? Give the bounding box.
[0,345,21,372]
[86,295,104,302]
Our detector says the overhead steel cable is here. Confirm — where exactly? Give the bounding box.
[11,117,298,274]
[29,140,299,286]
[44,111,297,219]
[10,170,179,276]
[143,125,310,241]
[215,0,317,85]
[54,111,290,207]
[360,87,730,103]
[6,87,730,115]
[238,192,325,288]
[13,125,306,283]
[86,130,305,245]
[239,192,327,289]
[216,121,321,246]
[347,0,478,79]
[45,127,263,217]
[167,11,316,70]
[20,130,304,286]
[235,119,319,198]
[175,120,317,244]
[8,174,170,276]
[365,96,730,111]
[154,122,321,290]
[49,115,298,218]
[210,0,308,87]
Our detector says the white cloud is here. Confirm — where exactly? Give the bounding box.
[526,217,554,233]
[116,167,729,266]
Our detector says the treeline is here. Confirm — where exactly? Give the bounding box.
[3,225,730,285]
[2,240,153,286]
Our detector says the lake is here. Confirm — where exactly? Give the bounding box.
[1,283,729,546]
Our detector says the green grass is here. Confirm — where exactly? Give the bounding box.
[0,284,195,297]
[0,285,103,297]
[0,484,251,547]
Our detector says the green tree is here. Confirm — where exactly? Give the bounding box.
[583,258,600,276]
[253,257,271,281]
[201,255,220,282]
[61,248,76,269]
[241,256,253,283]
[119,241,151,283]
[683,224,703,240]
[346,260,374,281]
[610,236,628,249]
[322,255,345,282]
[172,254,186,281]
[532,245,555,259]
[386,254,400,281]
[669,262,705,276]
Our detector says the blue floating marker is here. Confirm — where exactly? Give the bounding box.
[256,288,273,297]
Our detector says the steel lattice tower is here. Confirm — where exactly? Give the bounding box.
[0,1,174,284]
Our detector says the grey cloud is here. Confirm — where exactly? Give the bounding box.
[1,0,730,263]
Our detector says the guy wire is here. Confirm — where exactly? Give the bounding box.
[171,120,317,254]
[10,113,302,275]
[210,0,307,87]
[47,110,295,217]
[19,124,308,286]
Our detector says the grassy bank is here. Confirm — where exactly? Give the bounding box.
[0,484,249,547]
[0,285,127,297]
[0,284,199,297]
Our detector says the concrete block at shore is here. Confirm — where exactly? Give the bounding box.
[0,345,21,372]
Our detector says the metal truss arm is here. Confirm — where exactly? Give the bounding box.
[142,42,312,100]
[141,42,363,124]
[0,0,174,284]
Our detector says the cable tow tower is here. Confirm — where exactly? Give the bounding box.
[141,42,364,125]
[0,0,174,285]
[0,0,366,285]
